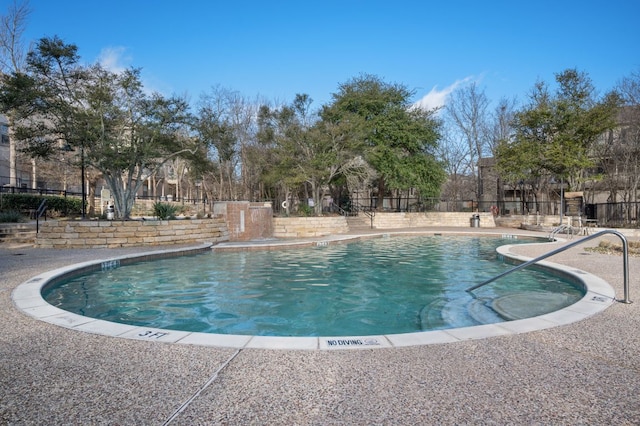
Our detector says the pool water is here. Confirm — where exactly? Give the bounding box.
[43,236,584,337]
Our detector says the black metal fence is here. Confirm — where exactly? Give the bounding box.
[0,185,82,198]
[587,202,640,228]
[341,196,638,227]
[2,184,637,227]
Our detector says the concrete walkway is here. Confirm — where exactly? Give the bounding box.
[1,228,639,424]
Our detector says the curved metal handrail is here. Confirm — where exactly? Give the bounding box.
[330,202,349,217]
[466,230,631,304]
[549,224,575,240]
[353,203,375,228]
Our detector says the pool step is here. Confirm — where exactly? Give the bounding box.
[419,297,504,331]
[466,298,504,324]
[418,298,449,330]
[490,292,577,320]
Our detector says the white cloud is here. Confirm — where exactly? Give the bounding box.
[95,47,170,95]
[413,76,475,111]
[97,46,131,74]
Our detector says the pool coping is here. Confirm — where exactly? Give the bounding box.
[11,232,617,350]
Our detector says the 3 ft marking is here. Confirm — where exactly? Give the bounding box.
[138,330,168,339]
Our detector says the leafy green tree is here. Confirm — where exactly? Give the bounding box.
[323,74,445,209]
[497,69,621,205]
[255,94,372,215]
[0,36,197,219]
[255,95,314,213]
[81,66,195,218]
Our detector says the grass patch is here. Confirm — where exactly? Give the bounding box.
[585,240,640,257]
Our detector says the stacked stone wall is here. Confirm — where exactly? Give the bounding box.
[273,216,349,238]
[36,218,229,249]
[371,212,496,228]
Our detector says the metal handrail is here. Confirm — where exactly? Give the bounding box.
[466,229,631,304]
[330,202,348,216]
[353,203,375,228]
[35,199,47,233]
[549,224,575,240]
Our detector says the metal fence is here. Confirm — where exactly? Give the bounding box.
[0,185,81,198]
[2,184,637,228]
[587,202,640,228]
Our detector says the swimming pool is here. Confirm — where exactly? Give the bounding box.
[42,235,584,337]
[13,232,616,349]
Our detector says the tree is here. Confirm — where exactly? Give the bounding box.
[445,81,491,201]
[496,69,620,208]
[325,74,445,210]
[614,70,640,204]
[0,0,31,188]
[1,36,197,219]
[437,126,475,204]
[195,86,240,200]
[489,97,518,205]
[81,66,195,218]
[596,69,640,204]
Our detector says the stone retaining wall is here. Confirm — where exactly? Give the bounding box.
[273,216,349,238]
[36,218,229,249]
[272,212,496,238]
[371,212,496,228]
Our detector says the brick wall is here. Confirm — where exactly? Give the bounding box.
[213,201,274,241]
[36,218,229,249]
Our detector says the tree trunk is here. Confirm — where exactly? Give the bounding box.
[376,178,385,211]
[9,130,17,187]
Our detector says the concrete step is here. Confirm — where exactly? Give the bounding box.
[346,216,374,230]
[0,224,37,247]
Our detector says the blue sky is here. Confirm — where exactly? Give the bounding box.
[13,0,640,111]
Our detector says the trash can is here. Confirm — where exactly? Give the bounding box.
[470,214,480,228]
[106,205,115,220]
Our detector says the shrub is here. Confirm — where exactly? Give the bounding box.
[153,202,179,220]
[0,210,27,223]
[298,204,313,217]
[0,193,82,217]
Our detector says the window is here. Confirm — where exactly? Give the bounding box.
[0,124,8,144]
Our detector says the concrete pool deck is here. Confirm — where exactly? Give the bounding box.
[1,227,639,424]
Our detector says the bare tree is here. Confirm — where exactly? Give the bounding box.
[445,81,491,201]
[0,0,30,73]
[598,69,640,206]
[490,97,517,154]
[0,0,31,187]
[437,127,475,203]
[196,86,257,201]
[489,97,518,205]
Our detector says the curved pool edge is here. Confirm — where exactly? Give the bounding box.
[11,232,617,350]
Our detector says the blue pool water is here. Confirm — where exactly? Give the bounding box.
[43,236,584,337]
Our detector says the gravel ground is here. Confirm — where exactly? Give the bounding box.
[1,229,639,425]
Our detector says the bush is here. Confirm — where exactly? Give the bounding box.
[153,202,179,220]
[298,204,314,217]
[0,210,27,223]
[0,193,82,217]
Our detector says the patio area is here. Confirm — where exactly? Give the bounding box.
[1,228,638,424]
